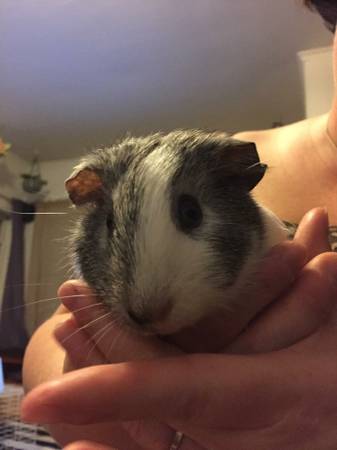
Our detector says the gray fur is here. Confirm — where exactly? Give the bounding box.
[68,129,271,333]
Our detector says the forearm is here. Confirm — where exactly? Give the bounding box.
[23,305,70,392]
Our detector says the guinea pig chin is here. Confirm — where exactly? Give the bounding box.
[136,316,192,336]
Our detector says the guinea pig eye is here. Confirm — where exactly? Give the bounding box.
[106,215,114,234]
[177,194,203,231]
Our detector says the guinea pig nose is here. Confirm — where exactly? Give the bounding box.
[127,309,151,326]
[127,298,173,327]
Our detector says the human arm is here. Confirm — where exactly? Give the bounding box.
[23,305,70,392]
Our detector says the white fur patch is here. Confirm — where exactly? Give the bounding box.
[132,149,287,334]
[259,206,288,251]
[132,149,224,333]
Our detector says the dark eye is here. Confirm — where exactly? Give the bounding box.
[106,215,114,233]
[177,194,203,231]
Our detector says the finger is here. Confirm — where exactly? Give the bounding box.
[58,281,110,338]
[227,251,337,353]
[53,322,203,450]
[58,281,179,362]
[47,417,173,450]
[54,317,106,367]
[294,207,331,258]
[57,280,99,312]
[58,281,130,362]
[168,240,307,352]
[64,442,116,450]
[56,285,203,449]
[21,353,297,429]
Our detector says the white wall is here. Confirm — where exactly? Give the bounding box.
[37,45,335,200]
[298,46,334,118]
[2,0,332,162]
[40,157,78,201]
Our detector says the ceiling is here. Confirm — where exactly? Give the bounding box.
[0,0,332,161]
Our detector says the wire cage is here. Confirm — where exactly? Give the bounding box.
[0,384,59,450]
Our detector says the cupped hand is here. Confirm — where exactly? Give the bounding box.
[56,207,332,360]
[22,208,337,450]
[23,306,337,450]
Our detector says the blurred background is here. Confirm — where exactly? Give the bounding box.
[0,0,333,379]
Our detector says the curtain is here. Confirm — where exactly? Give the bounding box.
[0,199,35,352]
[0,215,12,314]
[25,200,78,336]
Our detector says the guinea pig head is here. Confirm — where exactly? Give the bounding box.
[66,131,275,336]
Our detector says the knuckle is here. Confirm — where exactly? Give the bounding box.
[173,357,208,424]
[123,420,146,444]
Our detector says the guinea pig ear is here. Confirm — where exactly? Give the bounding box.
[224,140,267,191]
[65,166,104,206]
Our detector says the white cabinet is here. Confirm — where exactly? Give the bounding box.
[298,46,334,118]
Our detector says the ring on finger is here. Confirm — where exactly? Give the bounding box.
[169,431,184,450]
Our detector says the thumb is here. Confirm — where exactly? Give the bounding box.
[21,353,297,429]
[294,207,331,258]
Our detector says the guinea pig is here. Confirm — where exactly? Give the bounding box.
[65,129,286,336]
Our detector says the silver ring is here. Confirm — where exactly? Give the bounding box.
[170,430,184,450]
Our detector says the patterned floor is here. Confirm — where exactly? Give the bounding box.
[0,384,60,450]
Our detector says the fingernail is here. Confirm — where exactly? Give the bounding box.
[61,284,93,311]
[304,206,328,224]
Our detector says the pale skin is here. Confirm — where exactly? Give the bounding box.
[22,21,337,450]
[235,30,337,225]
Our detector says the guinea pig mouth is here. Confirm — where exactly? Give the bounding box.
[122,316,173,336]
[130,321,181,336]
[126,314,190,336]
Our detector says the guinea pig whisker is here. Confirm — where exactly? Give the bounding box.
[3,210,69,215]
[0,294,89,313]
[60,311,113,345]
[85,319,115,362]
[244,161,266,171]
[107,326,127,360]
[70,302,105,314]
[107,311,130,346]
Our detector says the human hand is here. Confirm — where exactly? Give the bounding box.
[56,207,331,361]
[22,247,337,450]
[22,208,337,450]
[24,273,337,450]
